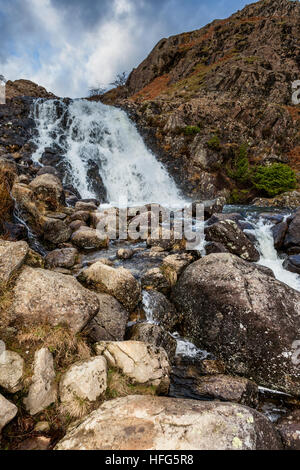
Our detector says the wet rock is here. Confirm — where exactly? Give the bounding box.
[29,173,65,211]
[161,253,195,286]
[117,248,134,260]
[206,213,242,226]
[147,228,187,251]
[272,221,288,250]
[199,359,226,375]
[96,341,170,393]
[36,166,60,178]
[172,253,300,396]
[55,395,282,450]
[42,217,72,245]
[24,348,57,415]
[141,268,170,295]
[79,262,141,311]
[71,227,109,250]
[0,350,24,393]
[84,293,129,342]
[11,266,99,333]
[2,222,28,241]
[205,241,229,255]
[59,356,107,416]
[283,255,300,275]
[69,219,86,231]
[284,209,300,249]
[142,290,180,331]
[127,323,177,361]
[75,201,98,212]
[276,410,300,450]
[0,394,18,432]
[203,197,226,219]
[252,191,300,210]
[69,210,91,223]
[205,220,260,262]
[45,247,78,269]
[0,240,29,285]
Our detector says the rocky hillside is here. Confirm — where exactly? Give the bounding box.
[5,80,56,101]
[102,0,300,201]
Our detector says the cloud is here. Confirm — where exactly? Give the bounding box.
[0,0,250,98]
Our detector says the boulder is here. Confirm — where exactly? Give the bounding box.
[127,323,177,361]
[272,221,288,250]
[59,356,107,416]
[69,220,86,231]
[42,217,72,244]
[283,255,300,274]
[0,394,17,432]
[79,262,141,311]
[24,348,57,415]
[117,248,134,260]
[276,410,300,450]
[75,201,98,212]
[29,174,64,211]
[45,247,78,269]
[84,293,129,342]
[284,209,300,248]
[142,290,180,331]
[0,240,29,285]
[161,253,195,286]
[205,220,259,262]
[71,227,109,250]
[95,341,170,393]
[205,241,228,255]
[0,350,24,393]
[172,253,300,396]
[141,268,170,294]
[55,395,282,450]
[10,267,99,333]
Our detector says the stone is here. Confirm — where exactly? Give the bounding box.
[276,410,300,450]
[205,219,260,262]
[161,253,195,286]
[29,173,64,211]
[172,253,300,396]
[0,240,29,285]
[0,350,24,393]
[95,341,170,392]
[45,247,78,269]
[75,201,98,212]
[142,290,180,331]
[71,227,109,250]
[0,394,17,432]
[117,248,134,260]
[42,217,72,244]
[79,262,141,311]
[59,356,107,415]
[24,348,57,415]
[272,221,288,249]
[127,323,177,360]
[141,268,170,295]
[69,220,86,231]
[55,395,282,450]
[284,209,300,248]
[283,255,300,274]
[84,293,129,342]
[11,267,99,333]
[205,241,229,255]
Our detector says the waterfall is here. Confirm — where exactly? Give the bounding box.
[31,98,184,207]
[246,217,300,292]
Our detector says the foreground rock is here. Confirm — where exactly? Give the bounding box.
[276,410,300,450]
[0,350,24,393]
[55,395,282,450]
[79,262,141,311]
[0,394,18,432]
[172,253,300,396]
[24,348,57,415]
[11,267,99,333]
[96,341,170,393]
[205,220,259,262]
[0,240,29,285]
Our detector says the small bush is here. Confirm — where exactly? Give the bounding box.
[207,135,221,150]
[183,125,202,136]
[252,163,297,197]
[227,143,252,183]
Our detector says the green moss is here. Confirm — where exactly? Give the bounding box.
[252,163,297,197]
[207,134,221,150]
[227,143,252,183]
[183,125,202,136]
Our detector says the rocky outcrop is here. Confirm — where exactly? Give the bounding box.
[10,267,99,333]
[5,79,55,100]
[55,395,282,450]
[172,253,300,396]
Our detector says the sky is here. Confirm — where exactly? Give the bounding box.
[0,0,253,98]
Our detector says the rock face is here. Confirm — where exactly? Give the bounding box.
[84,293,129,342]
[24,348,57,415]
[79,262,141,311]
[0,350,24,393]
[55,395,282,450]
[10,267,99,333]
[205,220,260,262]
[0,240,29,285]
[95,341,170,393]
[59,356,107,415]
[0,394,18,432]
[172,253,300,396]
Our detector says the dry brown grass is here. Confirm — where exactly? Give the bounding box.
[105,370,157,400]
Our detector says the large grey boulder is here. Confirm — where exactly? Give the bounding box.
[10,267,99,333]
[55,395,282,450]
[172,253,300,396]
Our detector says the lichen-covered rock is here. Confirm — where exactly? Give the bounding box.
[45,247,78,269]
[24,348,57,415]
[172,253,300,396]
[95,341,170,393]
[141,267,170,294]
[0,394,18,432]
[10,267,99,333]
[71,227,109,250]
[84,293,129,342]
[79,262,141,311]
[0,350,24,393]
[0,240,29,285]
[55,395,282,450]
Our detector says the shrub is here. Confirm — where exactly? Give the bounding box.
[252,163,297,197]
[183,125,202,136]
[227,143,252,183]
[207,134,221,150]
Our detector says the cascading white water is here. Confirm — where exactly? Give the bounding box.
[246,217,300,292]
[31,98,184,207]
